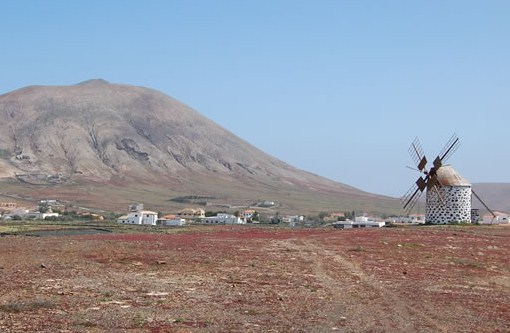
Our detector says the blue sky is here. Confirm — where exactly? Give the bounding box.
[1,1,509,197]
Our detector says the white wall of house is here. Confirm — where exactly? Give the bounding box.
[333,221,385,228]
[117,211,158,225]
[204,213,246,225]
[2,211,59,220]
[481,213,509,224]
[140,211,158,225]
[162,218,186,226]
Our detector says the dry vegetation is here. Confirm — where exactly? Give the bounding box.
[0,225,508,332]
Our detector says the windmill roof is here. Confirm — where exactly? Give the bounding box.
[436,165,471,186]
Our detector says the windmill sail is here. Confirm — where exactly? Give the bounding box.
[439,133,460,163]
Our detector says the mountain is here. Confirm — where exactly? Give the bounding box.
[472,183,510,213]
[0,79,398,214]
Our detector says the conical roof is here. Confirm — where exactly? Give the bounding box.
[436,165,471,186]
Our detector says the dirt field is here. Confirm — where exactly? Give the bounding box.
[0,225,508,332]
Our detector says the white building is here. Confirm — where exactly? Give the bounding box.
[204,213,246,225]
[27,212,59,220]
[391,215,425,224]
[161,218,186,226]
[333,221,386,229]
[480,212,509,225]
[117,210,158,225]
[2,210,59,220]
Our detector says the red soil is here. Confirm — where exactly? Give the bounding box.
[0,225,508,332]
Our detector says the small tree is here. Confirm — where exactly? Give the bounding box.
[318,211,329,221]
[38,203,50,213]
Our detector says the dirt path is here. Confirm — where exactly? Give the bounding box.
[279,238,449,333]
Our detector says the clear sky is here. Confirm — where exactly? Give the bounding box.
[1,1,509,197]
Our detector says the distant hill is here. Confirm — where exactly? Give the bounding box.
[472,183,510,213]
[0,79,398,214]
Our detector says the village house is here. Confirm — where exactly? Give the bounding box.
[332,220,386,229]
[0,202,17,209]
[332,215,385,229]
[481,211,509,224]
[117,211,158,225]
[240,209,255,222]
[0,202,18,216]
[2,208,59,220]
[389,214,425,224]
[204,213,246,225]
[159,214,186,226]
[281,215,305,223]
[178,208,205,219]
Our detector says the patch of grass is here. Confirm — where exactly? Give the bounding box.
[133,313,146,328]
[72,314,98,328]
[0,299,56,313]
[451,258,482,268]
[74,320,98,328]
[448,221,476,226]
[101,291,114,302]
[349,245,363,252]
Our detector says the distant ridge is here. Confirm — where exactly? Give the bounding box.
[472,183,510,213]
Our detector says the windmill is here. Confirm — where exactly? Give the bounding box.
[401,134,495,224]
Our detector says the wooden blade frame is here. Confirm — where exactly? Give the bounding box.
[472,189,496,219]
[401,177,426,214]
[439,133,460,163]
[408,137,426,169]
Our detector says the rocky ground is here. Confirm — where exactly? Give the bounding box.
[0,225,508,332]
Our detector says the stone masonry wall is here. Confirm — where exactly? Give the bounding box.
[425,185,472,224]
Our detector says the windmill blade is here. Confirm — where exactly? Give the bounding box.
[472,189,496,218]
[439,133,461,163]
[401,180,425,213]
[401,184,418,208]
[433,156,442,170]
[416,176,427,191]
[408,137,427,170]
[402,189,423,214]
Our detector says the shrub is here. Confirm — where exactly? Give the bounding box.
[0,299,56,313]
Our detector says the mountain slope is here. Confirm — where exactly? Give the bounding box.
[472,183,510,213]
[0,80,398,213]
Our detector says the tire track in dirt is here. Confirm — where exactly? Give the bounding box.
[279,238,448,333]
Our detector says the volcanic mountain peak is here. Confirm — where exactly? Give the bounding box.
[76,78,110,86]
[0,80,397,213]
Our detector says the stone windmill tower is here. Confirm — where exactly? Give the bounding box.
[402,134,494,224]
[425,165,471,224]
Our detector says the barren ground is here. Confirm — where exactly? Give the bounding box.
[0,225,508,332]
